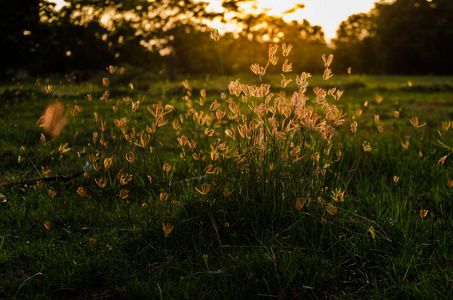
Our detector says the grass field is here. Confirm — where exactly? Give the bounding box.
[1,55,453,299]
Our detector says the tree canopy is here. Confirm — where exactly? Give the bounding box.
[333,0,453,74]
[3,0,451,79]
[0,0,329,79]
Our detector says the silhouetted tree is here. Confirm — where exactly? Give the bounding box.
[333,0,453,74]
[375,0,453,74]
[0,0,43,78]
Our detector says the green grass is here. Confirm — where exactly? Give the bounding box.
[1,67,453,299]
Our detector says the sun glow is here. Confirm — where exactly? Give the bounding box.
[216,0,379,41]
[49,0,379,41]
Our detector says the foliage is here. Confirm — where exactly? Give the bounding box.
[0,0,328,79]
[333,0,453,74]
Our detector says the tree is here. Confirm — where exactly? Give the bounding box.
[0,0,43,78]
[333,12,379,74]
[375,0,453,74]
[333,0,453,74]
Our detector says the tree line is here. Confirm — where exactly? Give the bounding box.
[1,0,452,80]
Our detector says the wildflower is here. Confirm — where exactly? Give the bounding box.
[172,119,181,130]
[114,117,127,128]
[163,163,172,172]
[100,122,107,132]
[188,139,197,149]
[182,79,190,90]
[393,176,400,183]
[125,151,135,163]
[351,121,358,133]
[48,189,57,198]
[202,254,209,267]
[117,170,132,185]
[72,105,82,117]
[269,43,278,58]
[177,135,188,147]
[295,198,307,211]
[250,62,269,78]
[282,43,292,56]
[210,29,219,41]
[95,177,109,188]
[334,90,344,100]
[135,133,151,148]
[401,139,410,149]
[375,95,383,104]
[356,108,363,116]
[419,209,429,218]
[281,74,292,88]
[37,102,67,138]
[195,183,211,195]
[282,59,292,73]
[441,121,451,131]
[156,117,168,127]
[107,65,117,74]
[77,187,88,198]
[438,155,448,165]
[117,189,129,199]
[160,192,169,201]
[410,116,426,128]
[221,187,231,197]
[44,221,51,230]
[447,177,453,188]
[40,133,46,142]
[41,166,51,177]
[102,77,110,87]
[210,100,220,111]
[323,68,333,80]
[163,223,174,237]
[322,53,334,68]
[164,104,175,115]
[205,128,215,137]
[325,203,338,216]
[368,226,376,239]
[132,101,140,112]
[377,126,384,133]
[331,188,345,202]
[374,115,379,123]
[363,141,372,152]
[44,85,53,94]
[269,53,278,65]
[100,90,111,103]
[394,111,400,118]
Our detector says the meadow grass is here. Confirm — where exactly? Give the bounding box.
[1,45,453,299]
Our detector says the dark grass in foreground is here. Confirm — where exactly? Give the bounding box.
[1,70,453,298]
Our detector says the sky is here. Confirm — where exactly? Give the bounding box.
[49,0,379,41]
[249,0,378,40]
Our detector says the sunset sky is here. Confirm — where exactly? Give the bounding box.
[50,0,379,41]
